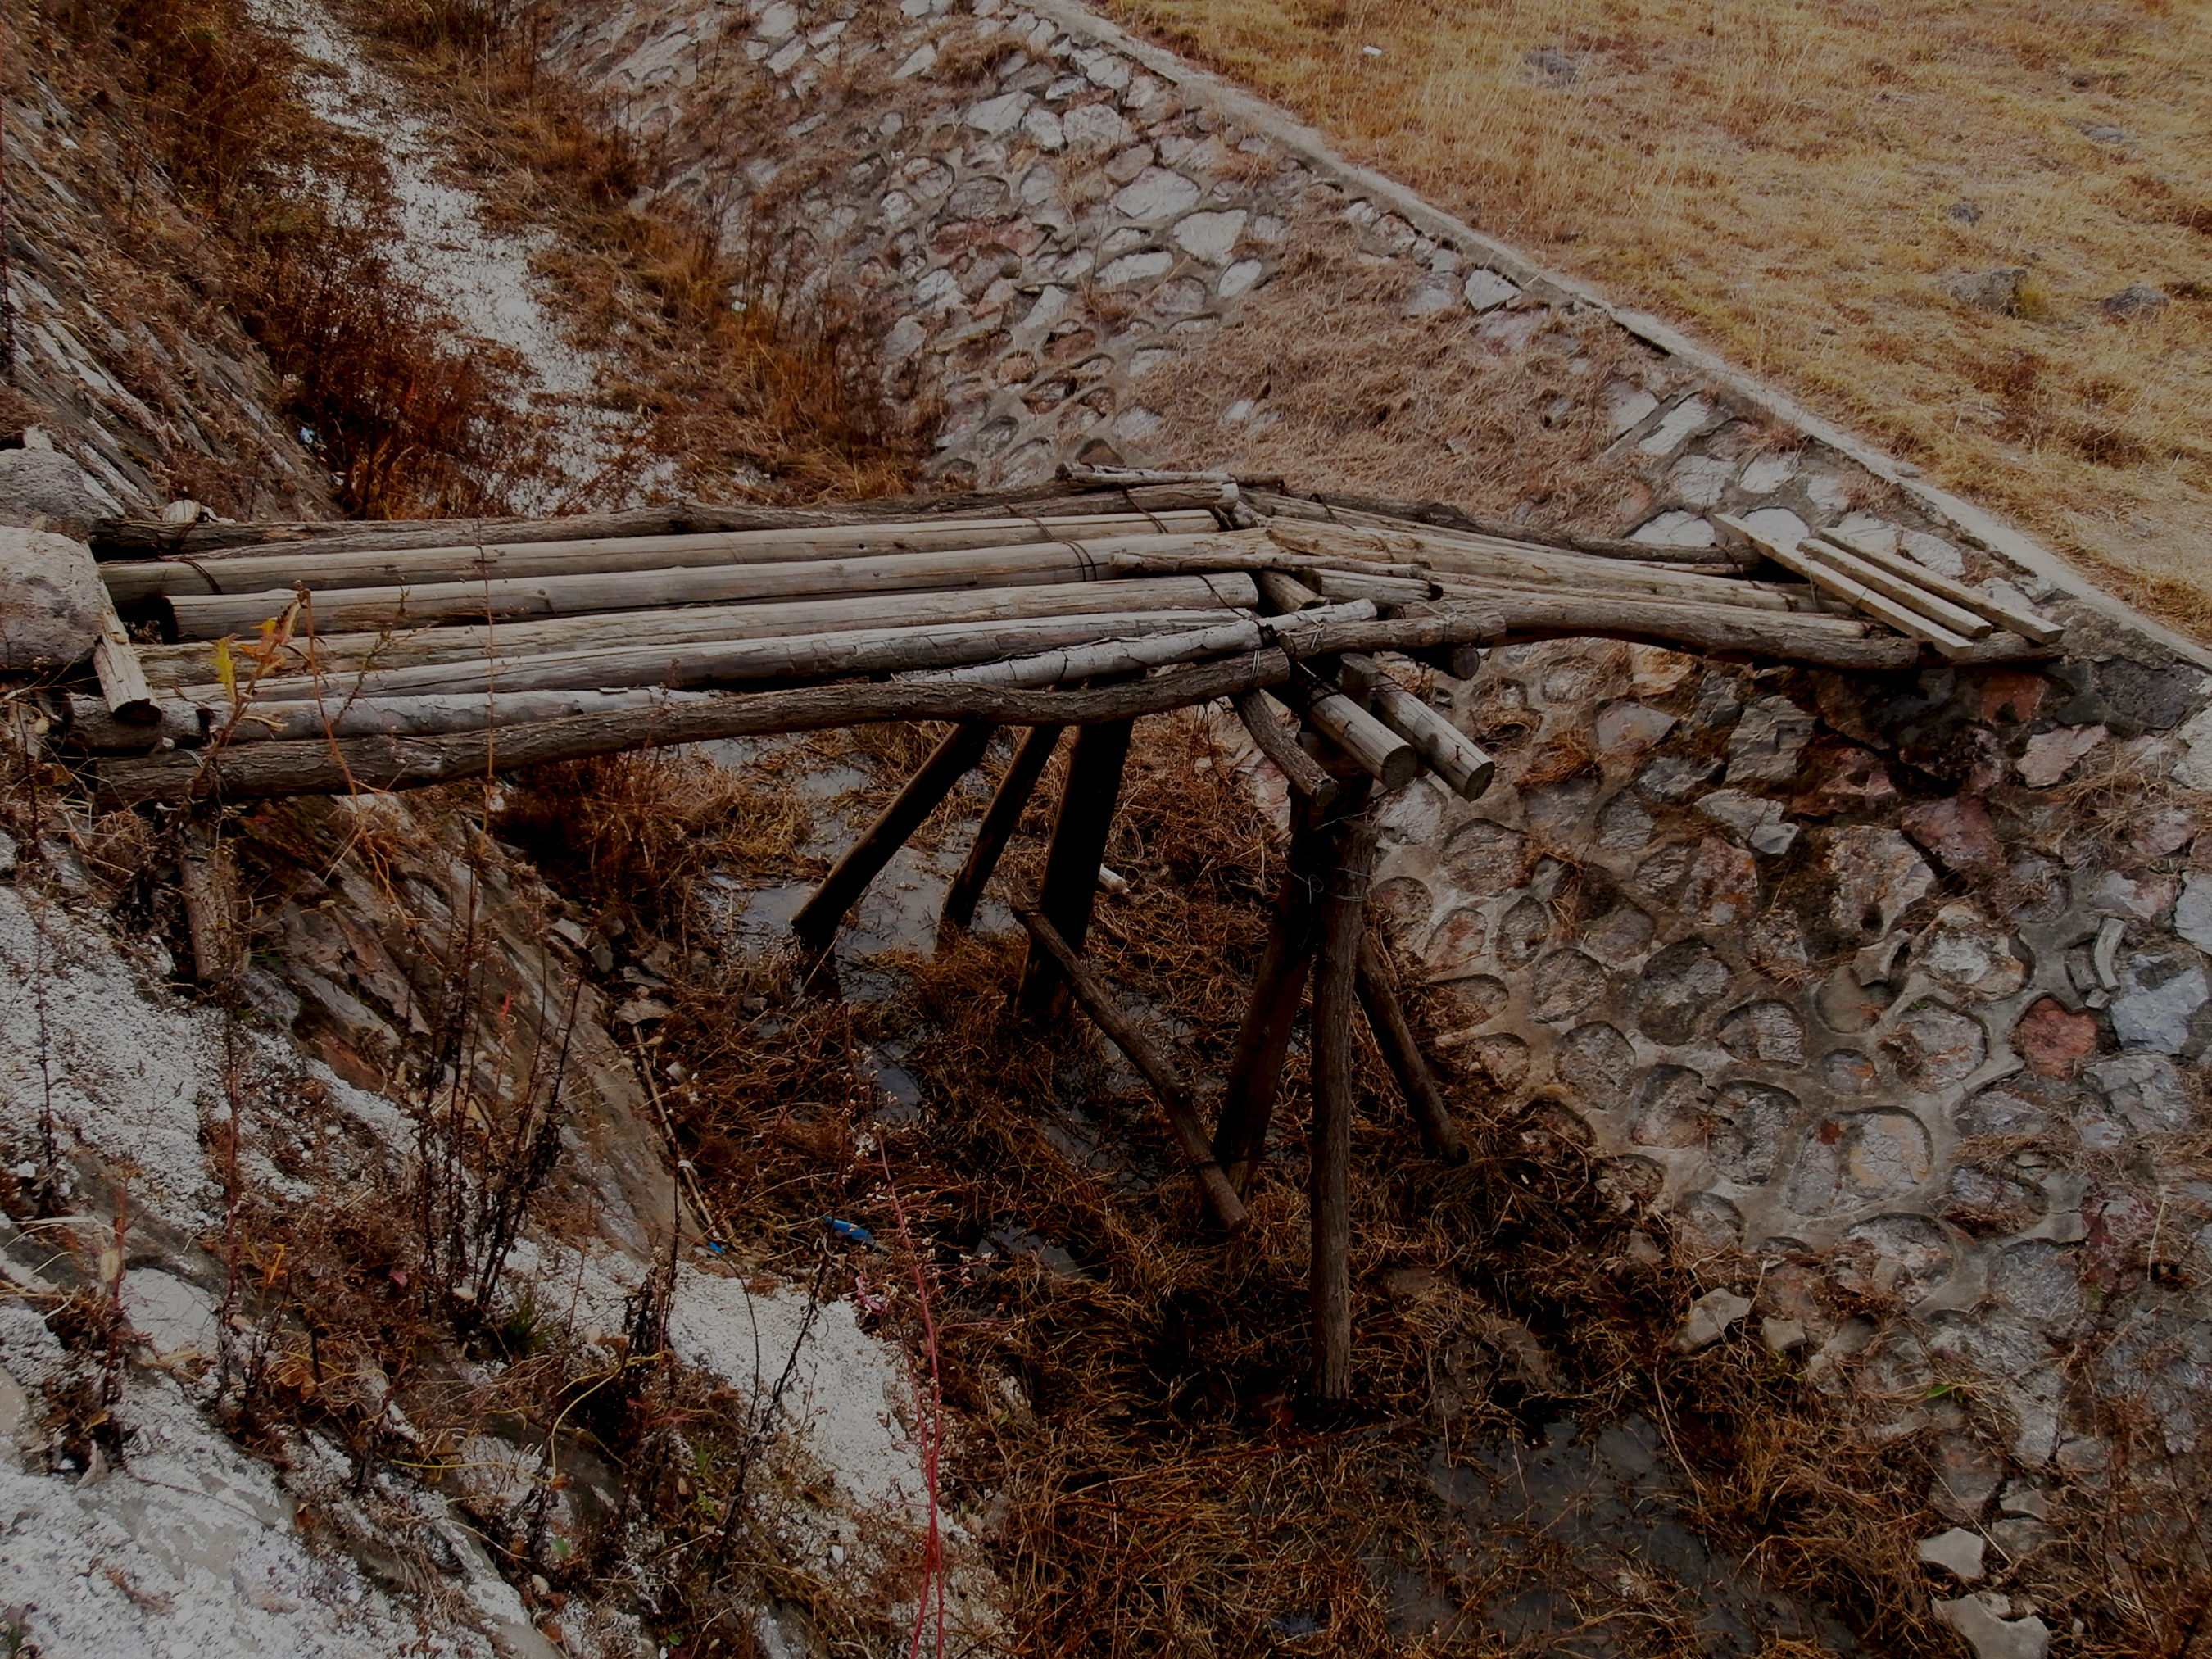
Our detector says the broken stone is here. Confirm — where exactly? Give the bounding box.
[2015,724,2108,788]
[1111,166,1202,220]
[1171,208,1244,262]
[1761,1317,1807,1353]
[2173,873,2212,952]
[1462,269,1519,310]
[1990,1517,2051,1558]
[1902,796,2004,871]
[1634,754,1720,800]
[1683,836,1760,926]
[1673,1288,1753,1353]
[1929,1430,2004,1522]
[1828,826,1936,935]
[0,527,105,669]
[1999,1482,2051,1519]
[1593,700,1676,756]
[1789,746,1897,816]
[2088,871,2177,923]
[2111,949,2210,1054]
[1725,695,1815,784]
[1933,1596,2050,1659]
[2083,1052,2194,1133]
[1918,904,2027,998]
[1917,1528,1988,1580]
[1637,396,1711,458]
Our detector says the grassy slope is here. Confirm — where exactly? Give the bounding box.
[1102,0,2212,629]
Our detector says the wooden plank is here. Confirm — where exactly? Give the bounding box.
[94,650,1292,809]
[1017,715,1134,1017]
[1311,813,1379,1403]
[941,725,1062,932]
[792,723,998,950]
[1014,902,1249,1232]
[1426,587,1921,672]
[1716,514,1977,658]
[1798,539,1992,638]
[90,587,156,723]
[1820,528,2062,645]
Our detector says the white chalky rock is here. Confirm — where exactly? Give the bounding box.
[966,93,1032,134]
[1172,209,1245,262]
[1604,384,1660,435]
[1063,102,1134,148]
[1637,395,1711,456]
[1629,510,1717,547]
[892,41,937,78]
[2172,703,2212,792]
[1674,1289,1753,1352]
[1099,250,1173,288]
[1901,528,1968,578]
[1021,106,1065,149]
[2177,873,2212,953]
[1917,1527,1988,1580]
[2111,952,2209,1054]
[754,2,798,39]
[1933,1597,2051,1659]
[1112,166,1203,220]
[1218,258,1266,298]
[1462,268,1520,310]
[1670,454,1735,508]
[1734,505,1811,550]
[1594,702,1677,756]
[1737,452,1798,494]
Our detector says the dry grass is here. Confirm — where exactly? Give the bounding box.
[493,714,1990,1656]
[1105,0,2212,629]
[36,0,547,516]
[343,0,931,507]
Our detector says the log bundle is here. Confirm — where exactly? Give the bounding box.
[60,471,2065,1403]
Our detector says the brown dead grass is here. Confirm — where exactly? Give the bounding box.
[1105,0,2212,632]
[497,714,1982,1656]
[342,0,931,507]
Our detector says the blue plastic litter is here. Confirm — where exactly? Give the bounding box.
[826,1217,878,1249]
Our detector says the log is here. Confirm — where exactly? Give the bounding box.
[64,694,204,751]
[91,587,157,723]
[1267,519,1800,613]
[1308,568,1437,607]
[1422,591,1921,672]
[89,482,1236,559]
[1338,654,1495,800]
[1354,936,1464,1163]
[70,687,719,748]
[1818,528,2062,645]
[1267,675,1419,791]
[1231,689,1336,809]
[1716,514,1975,658]
[133,574,1262,688]
[1211,781,1373,1189]
[1255,569,1323,613]
[1013,902,1249,1233]
[1269,605,1503,661]
[165,609,1249,705]
[1311,814,1379,1403]
[1017,714,1133,1017]
[177,820,236,984]
[941,724,1062,932]
[94,650,1294,808]
[793,722,997,950]
[1797,540,1992,639]
[903,616,1268,688]
[160,534,1254,639]
[100,510,1224,605]
[1245,487,1753,567]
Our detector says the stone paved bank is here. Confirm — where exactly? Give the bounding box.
[535,0,2212,1625]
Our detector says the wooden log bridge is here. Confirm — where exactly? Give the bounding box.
[65,471,2064,1400]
